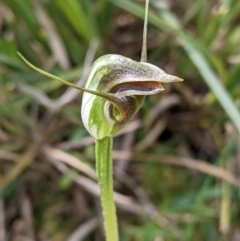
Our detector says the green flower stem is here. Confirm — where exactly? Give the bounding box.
[96,137,119,241]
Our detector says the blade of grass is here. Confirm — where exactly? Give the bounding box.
[0,143,39,190]
[53,0,97,41]
[183,0,207,24]
[179,35,240,133]
[218,137,236,235]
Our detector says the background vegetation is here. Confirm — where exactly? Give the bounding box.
[1,0,240,240]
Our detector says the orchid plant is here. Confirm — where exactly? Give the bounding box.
[18,0,182,240]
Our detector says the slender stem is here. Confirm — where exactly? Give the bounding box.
[141,0,149,62]
[17,52,121,106]
[96,137,119,241]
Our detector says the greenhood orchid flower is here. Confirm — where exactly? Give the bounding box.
[81,54,182,139]
[18,52,182,140]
